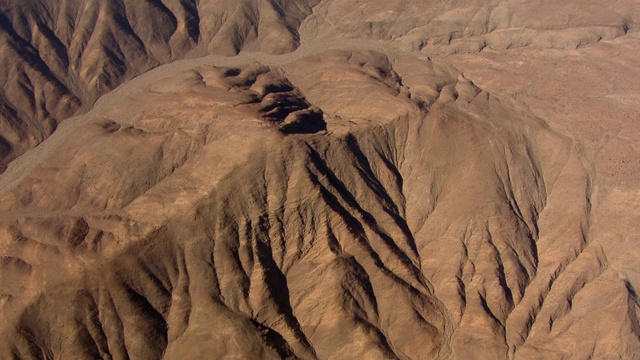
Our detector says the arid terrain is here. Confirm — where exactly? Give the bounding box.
[1,0,639,359]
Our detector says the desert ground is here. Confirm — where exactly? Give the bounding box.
[0,0,639,359]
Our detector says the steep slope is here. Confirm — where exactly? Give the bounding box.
[1,1,640,359]
[445,31,640,358]
[1,42,639,358]
[0,0,319,172]
[3,0,639,173]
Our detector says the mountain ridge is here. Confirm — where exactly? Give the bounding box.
[1,0,640,359]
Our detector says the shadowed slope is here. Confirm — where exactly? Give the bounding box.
[0,0,319,172]
[1,47,638,359]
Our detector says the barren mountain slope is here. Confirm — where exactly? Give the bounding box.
[301,0,639,51]
[0,0,319,171]
[2,0,638,173]
[1,0,640,359]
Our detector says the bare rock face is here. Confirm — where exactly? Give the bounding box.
[1,1,640,359]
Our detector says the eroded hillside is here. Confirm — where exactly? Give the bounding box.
[0,0,320,171]
[1,0,639,359]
